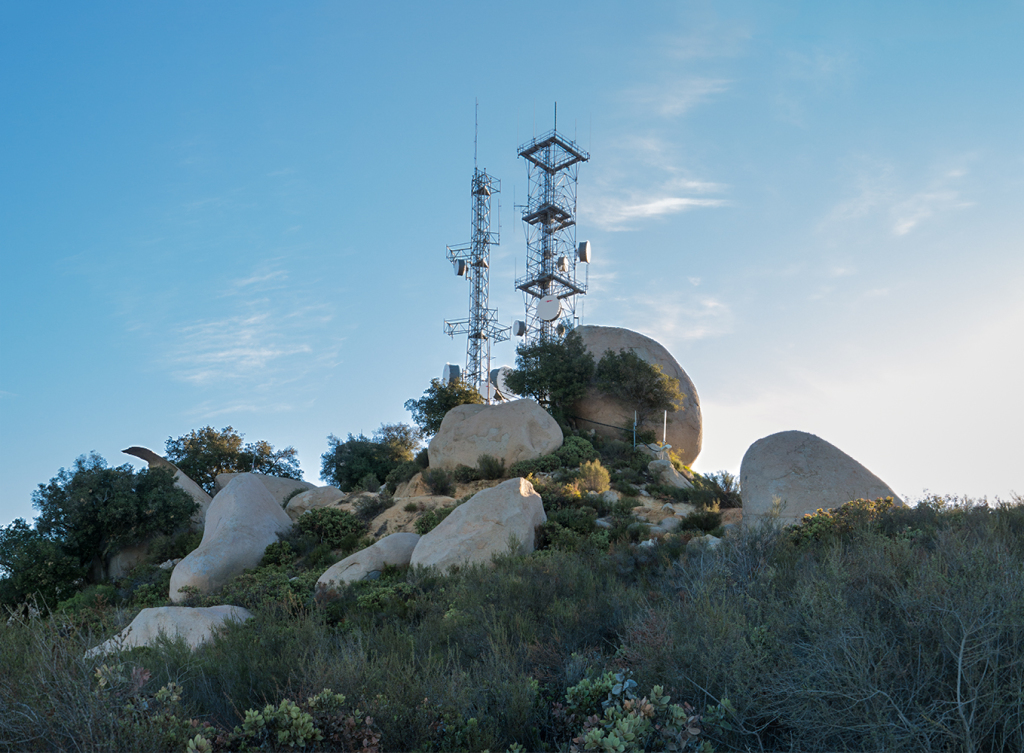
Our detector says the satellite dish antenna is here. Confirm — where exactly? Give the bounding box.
[442,363,461,384]
[490,366,517,399]
[512,320,527,337]
[537,294,561,322]
[557,255,569,272]
[577,240,592,263]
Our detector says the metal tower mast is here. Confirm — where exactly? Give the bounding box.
[443,112,510,397]
[515,106,590,343]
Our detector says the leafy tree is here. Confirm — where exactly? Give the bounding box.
[165,426,301,494]
[594,349,685,433]
[0,453,197,608]
[320,423,419,492]
[503,331,595,424]
[405,378,483,436]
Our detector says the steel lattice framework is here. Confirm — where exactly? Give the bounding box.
[444,167,510,396]
[516,127,590,343]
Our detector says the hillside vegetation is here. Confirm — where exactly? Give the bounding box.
[2,491,1023,752]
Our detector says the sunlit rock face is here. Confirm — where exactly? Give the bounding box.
[409,478,546,573]
[428,399,563,471]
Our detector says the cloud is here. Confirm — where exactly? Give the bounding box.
[585,195,728,231]
[624,294,734,345]
[629,77,732,118]
[823,158,974,236]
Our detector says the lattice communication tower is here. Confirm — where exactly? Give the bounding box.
[515,109,590,343]
[443,135,510,397]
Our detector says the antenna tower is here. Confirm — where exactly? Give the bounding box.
[443,104,510,398]
[515,103,591,343]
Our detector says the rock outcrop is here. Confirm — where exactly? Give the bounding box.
[170,474,292,602]
[122,446,212,528]
[285,486,345,520]
[570,326,703,466]
[86,605,252,656]
[317,533,421,593]
[740,430,902,525]
[213,473,315,505]
[410,478,546,572]
[427,399,563,471]
[648,459,694,490]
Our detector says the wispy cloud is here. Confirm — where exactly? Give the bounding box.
[624,294,734,345]
[627,77,732,118]
[587,196,727,231]
[823,159,975,236]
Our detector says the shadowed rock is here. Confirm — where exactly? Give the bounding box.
[571,325,703,466]
[317,532,421,594]
[740,430,902,525]
[86,605,252,656]
[170,474,292,602]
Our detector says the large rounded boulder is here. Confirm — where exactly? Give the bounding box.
[740,430,902,525]
[213,472,315,505]
[571,325,702,465]
[316,532,421,594]
[410,478,546,572]
[427,399,563,471]
[86,605,252,656]
[170,474,292,602]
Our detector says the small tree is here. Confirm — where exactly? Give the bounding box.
[594,349,686,434]
[165,426,301,494]
[0,453,197,608]
[320,423,419,492]
[405,378,483,436]
[503,331,595,424]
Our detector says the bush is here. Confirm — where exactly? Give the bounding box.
[421,468,455,497]
[678,508,722,533]
[415,447,430,468]
[295,508,367,554]
[320,423,419,492]
[385,461,421,494]
[353,494,394,523]
[414,506,455,535]
[477,454,506,480]
[451,464,481,484]
[503,331,595,424]
[555,436,599,468]
[578,460,610,493]
[508,454,561,478]
[594,349,685,435]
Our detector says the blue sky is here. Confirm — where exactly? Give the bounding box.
[2,1,1022,527]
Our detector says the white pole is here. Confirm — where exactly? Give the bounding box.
[663,410,667,445]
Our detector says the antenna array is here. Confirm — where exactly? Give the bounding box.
[514,106,590,343]
[443,110,510,397]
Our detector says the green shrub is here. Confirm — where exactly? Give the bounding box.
[295,508,366,553]
[422,468,456,496]
[385,460,421,494]
[358,472,381,492]
[403,501,420,513]
[147,529,202,564]
[57,584,118,614]
[415,447,430,468]
[678,508,722,533]
[353,493,393,523]
[508,454,561,478]
[452,464,481,484]
[414,506,455,535]
[477,454,506,480]
[578,460,610,493]
[260,540,297,568]
[556,436,599,468]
